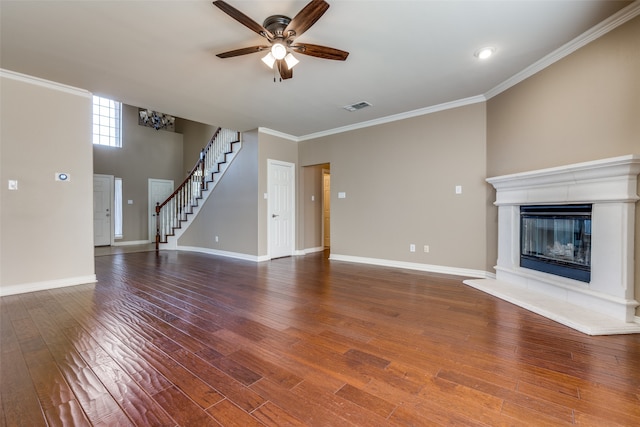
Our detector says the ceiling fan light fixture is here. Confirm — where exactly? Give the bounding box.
[474,47,495,59]
[261,52,276,69]
[284,53,299,69]
[271,43,287,60]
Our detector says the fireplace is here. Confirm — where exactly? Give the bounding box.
[464,155,640,335]
[520,204,591,282]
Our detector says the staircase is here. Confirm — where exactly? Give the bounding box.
[155,127,241,251]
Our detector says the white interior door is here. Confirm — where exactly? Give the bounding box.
[322,169,331,248]
[268,160,295,259]
[148,178,174,242]
[93,174,113,246]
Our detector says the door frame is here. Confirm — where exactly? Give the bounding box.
[267,159,296,259]
[93,174,114,246]
[148,178,174,242]
[322,168,330,248]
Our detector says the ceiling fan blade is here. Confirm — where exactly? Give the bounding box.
[212,1,274,39]
[283,0,329,39]
[277,60,293,80]
[290,43,349,61]
[216,45,269,58]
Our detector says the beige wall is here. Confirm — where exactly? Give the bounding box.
[176,118,218,176]
[486,16,640,313]
[487,17,639,176]
[0,71,95,294]
[300,103,488,272]
[93,104,184,242]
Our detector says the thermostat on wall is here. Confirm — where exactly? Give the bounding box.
[55,172,70,182]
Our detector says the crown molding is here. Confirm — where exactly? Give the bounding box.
[484,1,640,100]
[0,68,92,98]
[258,127,299,142]
[297,95,486,142]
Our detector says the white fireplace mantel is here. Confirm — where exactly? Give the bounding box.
[465,154,640,335]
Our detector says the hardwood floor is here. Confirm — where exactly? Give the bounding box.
[1,250,639,426]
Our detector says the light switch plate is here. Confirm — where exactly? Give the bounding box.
[338,192,346,199]
[455,185,462,194]
[8,180,18,190]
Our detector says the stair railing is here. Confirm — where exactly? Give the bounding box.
[155,127,240,250]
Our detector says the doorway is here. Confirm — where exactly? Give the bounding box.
[148,178,174,242]
[93,174,113,246]
[322,168,331,248]
[268,159,295,259]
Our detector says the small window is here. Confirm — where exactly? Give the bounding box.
[93,96,122,147]
[114,178,123,239]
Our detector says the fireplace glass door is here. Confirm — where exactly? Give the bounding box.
[520,204,591,282]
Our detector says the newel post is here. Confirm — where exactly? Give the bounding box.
[155,202,161,252]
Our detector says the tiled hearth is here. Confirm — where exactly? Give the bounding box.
[465,155,640,335]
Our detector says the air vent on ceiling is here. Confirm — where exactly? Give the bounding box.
[343,101,372,112]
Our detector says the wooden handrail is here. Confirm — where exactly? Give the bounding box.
[156,128,221,211]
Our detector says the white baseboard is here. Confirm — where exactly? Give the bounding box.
[112,240,152,246]
[329,254,491,279]
[178,246,326,262]
[176,246,269,262]
[0,274,97,297]
[294,246,325,256]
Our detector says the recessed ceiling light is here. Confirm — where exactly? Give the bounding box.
[474,47,495,59]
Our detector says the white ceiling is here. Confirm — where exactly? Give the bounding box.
[1,1,636,138]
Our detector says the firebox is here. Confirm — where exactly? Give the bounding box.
[520,204,592,282]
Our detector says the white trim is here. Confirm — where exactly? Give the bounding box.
[176,246,269,262]
[485,1,640,100]
[112,240,152,246]
[259,127,298,142]
[300,246,325,255]
[0,275,97,297]
[0,68,92,98]
[487,154,640,206]
[300,96,486,141]
[329,254,490,279]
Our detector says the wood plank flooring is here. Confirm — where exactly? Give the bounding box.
[1,250,639,426]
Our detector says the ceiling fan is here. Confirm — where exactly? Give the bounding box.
[213,0,349,80]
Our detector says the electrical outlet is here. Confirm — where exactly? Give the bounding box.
[409,244,416,252]
[215,236,219,242]
[424,245,430,253]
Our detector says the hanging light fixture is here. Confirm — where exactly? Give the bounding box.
[284,53,299,69]
[261,52,276,68]
[138,108,175,131]
[261,42,299,71]
[271,42,287,60]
